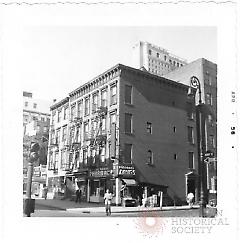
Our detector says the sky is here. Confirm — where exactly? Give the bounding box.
[20,26,217,102]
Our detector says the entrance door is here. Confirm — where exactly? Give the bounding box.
[187,179,196,201]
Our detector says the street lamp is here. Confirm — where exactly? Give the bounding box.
[190,76,207,217]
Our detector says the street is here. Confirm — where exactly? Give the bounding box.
[31,208,199,217]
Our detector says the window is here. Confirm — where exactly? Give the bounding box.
[188,152,194,169]
[173,126,176,133]
[75,126,80,143]
[56,129,60,144]
[101,117,106,132]
[206,93,213,106]
[92,93,98,113]
[50,132,55,145]
[174,154,177,160]
[164,55,167,61]
[209,135,215,148]
[33,103,37,109]
[187,102,194,120]
[54,152,59,170]
[101,89,107,107]
[24,101,28,107]
[125,113,132,134]
[85,97,90,116]
[147,122,152,134]
[57,109,61,122]
[147,150,153,165]
[43,126,48,133]
[83,150,88,165]
[77,100,83,117]
[208,114,214,126]
[148,49,152,55]
[48,152,54,170]
[110,85,117,105]
[124,143,132,164]
[84,122,89,140]
[61,150,66,168]
[62,126,67,141]
[173,61,176,66]
[187,126,194,144]
[71,105,76,120]
[36,125,40,133]
[156,53,159,58]
[64,106,68,120]
[125,85,132,104]
[110,112,116,126]
[100,146,106,163]
[23,115,28,122]
[41,117,45,121]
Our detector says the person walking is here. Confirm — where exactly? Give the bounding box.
[186,192,194,208]
[75,188,80,203]
[104,189,113,216]
[43,186,48,200]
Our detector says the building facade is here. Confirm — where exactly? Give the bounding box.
[163,58,217,202]
[46,64,198,206]
[23,92,52,197]
[132,41,187,76]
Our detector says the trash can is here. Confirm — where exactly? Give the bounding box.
[24,199,35,217]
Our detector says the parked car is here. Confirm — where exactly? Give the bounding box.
[122,197,137,207]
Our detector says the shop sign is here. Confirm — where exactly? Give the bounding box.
[118,165,136,176]
[89,168,112,177]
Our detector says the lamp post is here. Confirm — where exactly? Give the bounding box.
[190,76,207,217]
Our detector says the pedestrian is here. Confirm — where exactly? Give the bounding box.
[43,186,48,200]
[186,192,194,208]
[104,189,113,216]
[75,188,80,203]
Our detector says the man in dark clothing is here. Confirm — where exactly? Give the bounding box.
[75,189,80,203]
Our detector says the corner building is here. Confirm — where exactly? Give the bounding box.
[47,64,198,205]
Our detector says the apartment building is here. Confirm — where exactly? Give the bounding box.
[46,64,197,205]
[163,58,217,200]
[132,41,187,76]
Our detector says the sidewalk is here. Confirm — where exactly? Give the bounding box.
[35,198,199,214]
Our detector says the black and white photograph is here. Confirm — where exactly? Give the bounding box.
[0,1,239,243]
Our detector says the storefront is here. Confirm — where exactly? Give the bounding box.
[88,167,115,203]
[74,171,88,202]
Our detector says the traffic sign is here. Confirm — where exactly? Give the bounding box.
[204,157,217,164]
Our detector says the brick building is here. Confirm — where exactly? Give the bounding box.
[46,64,197,205]
[163,58,217,200]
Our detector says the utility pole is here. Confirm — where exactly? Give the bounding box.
[24,142,40,217]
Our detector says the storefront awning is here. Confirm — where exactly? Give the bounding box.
[122,179,137,186]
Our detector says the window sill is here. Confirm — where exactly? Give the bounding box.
[124,103,134,107]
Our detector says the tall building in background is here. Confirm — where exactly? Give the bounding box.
[132,41,187,76]
[23,91,51,135]
[163,58,217,202]
[46,64,197,206]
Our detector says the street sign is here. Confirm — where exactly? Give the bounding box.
[204,157,217,164]
[204,151,214,157]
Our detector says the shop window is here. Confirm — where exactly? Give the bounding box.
[188,152,194,169]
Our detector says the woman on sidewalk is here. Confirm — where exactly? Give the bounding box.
[104,189,113,216]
